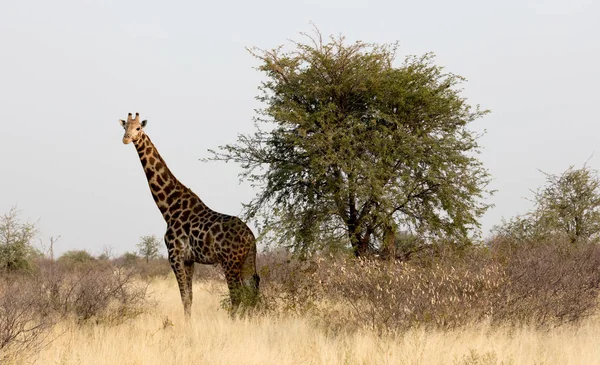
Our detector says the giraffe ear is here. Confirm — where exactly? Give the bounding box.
[119,119,126,128]
[141,120,148,128]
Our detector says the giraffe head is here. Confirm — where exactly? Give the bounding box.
[119,113,147,144]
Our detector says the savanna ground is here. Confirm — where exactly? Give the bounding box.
[33,278,600,365]
[4,237,600,365]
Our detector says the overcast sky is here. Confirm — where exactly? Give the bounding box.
[1,0,598,256]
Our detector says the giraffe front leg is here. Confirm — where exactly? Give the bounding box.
[166,233,194,319]
[184,261,194,312]
[169,255,192,319]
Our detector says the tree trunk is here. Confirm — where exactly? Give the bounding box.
[381,223,397,260]
[355,236,370,257]
[348,225,372,257]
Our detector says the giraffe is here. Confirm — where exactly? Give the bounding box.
[119,113,259,318]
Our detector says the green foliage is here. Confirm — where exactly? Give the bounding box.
[535,165,600,242]
[120,252,139,266]
[210,30,491,256]
[57,250,96,266]
[494,165,600,244]
[137,235,161,263]
[0,206,38,272]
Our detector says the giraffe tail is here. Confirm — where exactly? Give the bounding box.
[252,273,260,291]
[240,244,260,306]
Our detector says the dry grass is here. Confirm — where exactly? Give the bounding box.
[23,277,600,365]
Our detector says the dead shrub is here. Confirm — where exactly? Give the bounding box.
[0,276,54,364]
[491,238,600,326]
[256,249,504,333]
[192,263,224,282]
[36,260,151,325]
[314,253,504,333]
[255,250,322,314]
[124,257,224,282]
[256,239,600,334]
[132,258,172,279]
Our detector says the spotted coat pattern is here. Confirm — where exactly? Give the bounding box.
[120,113,259,318]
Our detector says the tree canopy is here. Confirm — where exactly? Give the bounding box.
[494,165,600,244]
[210,31,491,256]
[137,235,161,263]
[0,206,38,272]
[57,250,96,266]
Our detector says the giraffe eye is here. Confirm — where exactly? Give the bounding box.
[136,127,141,131]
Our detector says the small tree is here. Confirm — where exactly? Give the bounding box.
[58,250,96,267]
[535,166,600,243]
[0,207,38,272]
[97,245,114,261]
[210,30,491,256]
[494,165,600,244]
[137,235,161,263]
[120,252,139,266]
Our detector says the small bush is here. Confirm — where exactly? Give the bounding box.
[116,252,139,267]
[0,276,54,363]
[255,250,322,314]
[56,250,96,269]
[38,261,150,324]
[0,207,39,273]
[133,258,172,279]
[490,237,600,326]
[129,257,223,281]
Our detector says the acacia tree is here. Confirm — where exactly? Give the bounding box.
[496,166,600,244]
[535,166,600,242]
[210,31,491,256]
[57,250,96,266]
[0,207,38,272]
[137,235,161,263]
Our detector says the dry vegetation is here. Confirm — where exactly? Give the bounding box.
[24,279,600,365]
[3,236,600,365]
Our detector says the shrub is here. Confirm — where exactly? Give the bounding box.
[256,240,600,334]
[41,261,150,324]
[490,237,600,326]
[0,276,54,363]
[0,207,39,273]
[133,257,172,279]
[315,252,503,333]
[117,252,139,267]
[57,250,96,268]
[255,249,322,314]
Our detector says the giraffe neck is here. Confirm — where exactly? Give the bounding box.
[132,133,206,221]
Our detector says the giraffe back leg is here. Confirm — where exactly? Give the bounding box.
[222,261,243,313]
[241,242,260,303]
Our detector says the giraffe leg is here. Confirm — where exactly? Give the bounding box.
[165,233,194,319]
[223,264,242,314]
[241,244,260,305]
[184,261,194,312]
[169,255,192,319]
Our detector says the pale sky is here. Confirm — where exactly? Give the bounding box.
[1,0,598,256]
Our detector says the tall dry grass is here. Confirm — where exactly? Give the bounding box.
[23,277,600,365]
[4,238,600,365]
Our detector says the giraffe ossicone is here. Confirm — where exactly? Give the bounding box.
[119,112,259,318]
